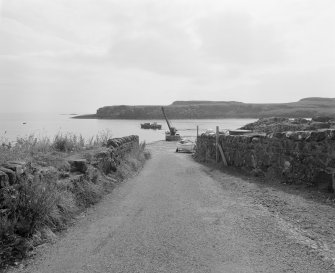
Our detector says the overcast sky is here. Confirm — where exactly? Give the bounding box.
[0,0,334,113]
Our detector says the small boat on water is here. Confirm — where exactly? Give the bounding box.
[140,122,162,130]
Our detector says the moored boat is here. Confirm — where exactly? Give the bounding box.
[140,122,162,130]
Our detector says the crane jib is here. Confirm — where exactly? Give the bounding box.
[161,107,177,135]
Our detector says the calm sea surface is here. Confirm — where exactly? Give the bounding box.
[0,113,256,143]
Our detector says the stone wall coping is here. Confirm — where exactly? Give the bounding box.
[201,129,335,142]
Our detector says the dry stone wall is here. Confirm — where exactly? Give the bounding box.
[0,135,139,189]
[195,130,335,192]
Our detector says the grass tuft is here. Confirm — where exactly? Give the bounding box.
[0,133,150,269]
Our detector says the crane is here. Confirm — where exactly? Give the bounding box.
[161,107,181,141]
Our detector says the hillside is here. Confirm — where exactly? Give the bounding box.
[74,97,335,119]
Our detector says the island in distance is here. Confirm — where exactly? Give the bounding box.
[73,97,335,120]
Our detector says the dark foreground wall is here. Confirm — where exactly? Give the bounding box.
[195,130,335,191]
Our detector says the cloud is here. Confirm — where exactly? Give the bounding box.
[196,11,285,65]
[0,0,335,113]
[108,27,202,77]
[230,66,335,103]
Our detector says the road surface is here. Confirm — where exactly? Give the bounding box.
[10,141,334,273]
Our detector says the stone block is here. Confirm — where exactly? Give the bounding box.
[2,161,25,176]
[251,168,265,177]
[86,166,99,183]
[308,122,330,130]
[0,167,16,184]
[67,159,88,173]
[34,166,58,183]
[107,139,119,148]
[312,116,334,123]
[327,158,335,168]
[70,174,85,184]
[307,131,326,142]
[325,129,335,140]
[314,171,333,192]
[0,170,9,188]
[251,137,260,143]
[272,132,286,139]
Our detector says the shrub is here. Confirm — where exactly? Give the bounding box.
[72,179,103,208]
[91,129,113,147]
[1,177,59,237]
[0,134,149,268]
[52,133,85,152]
[0,176,60,266]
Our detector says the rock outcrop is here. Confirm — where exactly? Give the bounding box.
[74,97,335,119]
[239,117,335,134]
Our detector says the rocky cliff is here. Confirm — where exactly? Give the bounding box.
[74,97,335,119]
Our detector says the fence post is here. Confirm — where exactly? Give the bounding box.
[216,126,219,163]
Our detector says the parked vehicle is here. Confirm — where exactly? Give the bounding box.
[176,139,195,153]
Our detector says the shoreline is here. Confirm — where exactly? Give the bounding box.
[72,114,259,120]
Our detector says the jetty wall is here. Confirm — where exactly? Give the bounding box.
[195,130,335,191]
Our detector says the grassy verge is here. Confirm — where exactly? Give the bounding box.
[0,133,149,269]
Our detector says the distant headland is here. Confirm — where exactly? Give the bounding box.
[73,97,335,119]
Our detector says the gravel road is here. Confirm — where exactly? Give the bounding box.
[9,141,335,273]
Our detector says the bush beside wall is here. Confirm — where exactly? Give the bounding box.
[0,135,142,268]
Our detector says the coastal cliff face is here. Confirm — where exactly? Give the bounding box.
[92,97,335,119]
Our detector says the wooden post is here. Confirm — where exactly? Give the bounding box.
[216,126,219,163]
[196,125,199,141]
[218,144,228,166]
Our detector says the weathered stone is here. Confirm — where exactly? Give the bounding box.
[312,116,335,123]
[272,132,286,139]
[70,174,85,184]
[307,122,330,130]
[251,168,264,177]
[91,149,116,174]
[0,167,16,184]
[327,158,335,168]
[292,118,309,124]
[307,131,326,142]
[33,166,58,183]
[0,170,9,188]
[285,131,310,141]
[107,139,119,148]
[59,172,70,179]
[314,171,333,192]
[86,166,99,183]
[325,129,335,140]
[99,158,117,174]
[7,160,26,166]
[67,159,88,173]
[106,135,139,149]
[251,137,260,143]
[2,161,25,176]
[94,150,110,159]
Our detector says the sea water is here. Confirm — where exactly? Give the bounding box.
[0,113,256,143]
